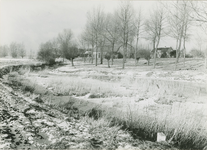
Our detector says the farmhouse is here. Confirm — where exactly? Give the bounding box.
[151,47,173,58]
[93,52,101,58]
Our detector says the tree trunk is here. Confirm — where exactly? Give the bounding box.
[111,52,114,65]
[125,40,128,63]
[95,51,98,66]
[83,49,86,63]
[153,36,161,69]
[153,48,157,69]
[204,52,207,69]
[183,38,186,67]
[137,57,140,65]
[91,46,94,64]
[147,59,150,66]
[152,41,156,68]
[176,38,179,50]
[175,36,182,70]
[71,58,74,66]
[84,54,86,63]
[135,36,139,65]
[175,20,185,70]
[100,47,103,64]
[100,38,105,65]
[95,34,98,66]
[100,56,103,64]
[107,59,110,68]
[183,20,188,68]
[111,43,114,65]
[122,43,126,69]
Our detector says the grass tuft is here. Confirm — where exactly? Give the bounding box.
[49,77,133,97]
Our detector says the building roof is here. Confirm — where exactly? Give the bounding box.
[151,47,173,53]
[84,51,92,54]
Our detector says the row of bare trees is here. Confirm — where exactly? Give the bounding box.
[0,42,26,58]
[80,2,137,69]
[80,1,206,69]
[165,1,193,69]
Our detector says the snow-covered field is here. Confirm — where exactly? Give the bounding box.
[1,58,207,149]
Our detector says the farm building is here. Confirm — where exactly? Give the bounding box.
[93,52,101,59]
[151,47,174,58]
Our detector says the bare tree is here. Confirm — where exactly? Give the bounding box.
[133,8,143,65]
[58,29,78,66]
[116,1,135,69]
[9,42,26,58]
[104,13,120,65]
[51,38,61,58]
[64,44,79,66]
[189,1,207,68]
[10,42,19,58]
[58,29,73,50]
[86,7,105,66]
[0,45,9,57]
[79,33,87,62]
[82,21,96,64]
[145,4,165,68]
[166,2,181,51]
[37,41,56,65]
[19,43,26,58]
[104,52,111,68]
[190,1,207,26]
[137,48,151,65]
[182,3,192,67]
[98,35,106,64]
[177,1,191,68]
[29,49,35,59]
[166,1,192,69]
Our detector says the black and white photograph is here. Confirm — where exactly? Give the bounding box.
[0,0,207,149]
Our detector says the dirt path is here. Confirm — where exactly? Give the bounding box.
[0,82,93,149]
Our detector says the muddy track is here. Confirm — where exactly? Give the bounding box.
[0,82,95,149]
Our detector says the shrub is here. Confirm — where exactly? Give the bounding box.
[62,45,79,66]
[8,72,19,78]
[37,41,57,65]
[58,29,80,66]
[18,66,30,75]
[48,58,56,66]
[185,54,193,58]
[190,49,205,58]
[113,52,123,59]
[23,84,35,93]
[48,77,133,97]
[161,52,168,58]
[104,52,111,68]
[170,50,176,58]
[7,72,23,86]
[89,93,101,99]
[137,49,151,65]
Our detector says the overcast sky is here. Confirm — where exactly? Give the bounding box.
[0,0,206,53]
